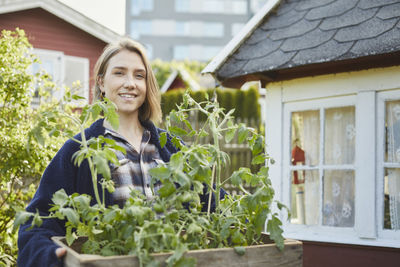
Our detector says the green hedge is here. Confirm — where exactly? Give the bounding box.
[161,86,261,122]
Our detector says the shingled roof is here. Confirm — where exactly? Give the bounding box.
[205,0,400,87]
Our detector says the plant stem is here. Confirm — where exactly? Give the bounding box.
[211,117,221,213]
[207,163,216,217]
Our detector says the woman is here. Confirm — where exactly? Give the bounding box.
[17,38,182,267]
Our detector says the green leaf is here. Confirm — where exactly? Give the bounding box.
[187,223,202,234]
[237,125,248,144]
[93,154,110,179]
[174,257,197,267]
[225,127,236,143]
[267,215,284,251]
[251,136,264,155]
[91,228,103,235]
[13,211,32,230]
[160,131,167,148]
[104,101,119,130]
[169,126,188,136]
[52,189,69,207]
[103,209,117,223]
[158,182,176,198]
[171,136,183,149]
[251,154,265,165]
[149,166,171,180]
[60,208,79,225]
[234,246,246,256]
[32,212,43,228]
[230,171,242,186]
[90,103,102,120]
[169,152,183,170]
[71,94,85,100]
[66,226,77,246]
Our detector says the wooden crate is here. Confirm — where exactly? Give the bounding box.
[52,234,302,267]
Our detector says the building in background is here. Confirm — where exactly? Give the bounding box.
[126,0,266,61]
[0,0,120,104]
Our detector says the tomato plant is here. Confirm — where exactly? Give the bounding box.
[15,90,287,266]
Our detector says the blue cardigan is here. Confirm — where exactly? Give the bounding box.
[17,119,180,267]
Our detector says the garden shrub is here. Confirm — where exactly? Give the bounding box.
[0,29,76,266]
[161,86,261,123]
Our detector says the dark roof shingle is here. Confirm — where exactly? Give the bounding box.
[216,0,400,81]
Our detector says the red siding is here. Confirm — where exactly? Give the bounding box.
[303,241,400,267]
[0,8,109,102]
[169,77,186,91]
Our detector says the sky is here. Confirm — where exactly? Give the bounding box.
[58,0,126,35]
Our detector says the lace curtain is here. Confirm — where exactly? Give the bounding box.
[291,107,355,227]
[292,111,320,225]
[323,107,355,227]
[386,101,400,230]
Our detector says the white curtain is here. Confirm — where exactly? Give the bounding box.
[324,107,355,165]
[386,101,400,229]
[323,107,355,227]
[292,111,319,225]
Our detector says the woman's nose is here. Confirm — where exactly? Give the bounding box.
[124,75,136,89]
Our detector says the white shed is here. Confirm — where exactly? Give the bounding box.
[204,0,400,265]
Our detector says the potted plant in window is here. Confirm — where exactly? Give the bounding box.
[15,91,302,266]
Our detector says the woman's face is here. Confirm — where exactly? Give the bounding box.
[100,49,147,117]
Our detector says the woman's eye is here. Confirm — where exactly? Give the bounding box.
[136,74,145,79]
[114,71,123,75]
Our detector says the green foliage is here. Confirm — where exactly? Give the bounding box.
[15,90,286,266]
[151,59,206,88]
[0,29,77,266]
[161,86,261,122]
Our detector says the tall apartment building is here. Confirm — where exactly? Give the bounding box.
[126,0,266,61]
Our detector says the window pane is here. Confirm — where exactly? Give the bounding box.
[64,56,88,103]
[324,106,355,165]
[291,170,319,225]
[203,22,224,37]
[384,168,400,229]
[175,0,190,12]
[173,45,189,60]
[131,0,153,15]
[385,100,400,163]
[232,0,247,14]
[291,110,319,166]
[203,0,224,13]
[323,170,354,227]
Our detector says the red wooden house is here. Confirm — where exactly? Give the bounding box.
[0,0,121,103]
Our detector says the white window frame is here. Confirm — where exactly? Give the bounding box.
[64,55,90,106]
[377,89,400,240]
[282,96,358,240]
[270,68,400,248]
[32,48,64,106]
[32,49,89,106]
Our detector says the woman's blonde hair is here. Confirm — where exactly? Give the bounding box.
[93,38,162,123]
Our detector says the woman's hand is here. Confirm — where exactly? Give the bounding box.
[55,247,66,258]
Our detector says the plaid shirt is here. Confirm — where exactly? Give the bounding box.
[105,128,164,207]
